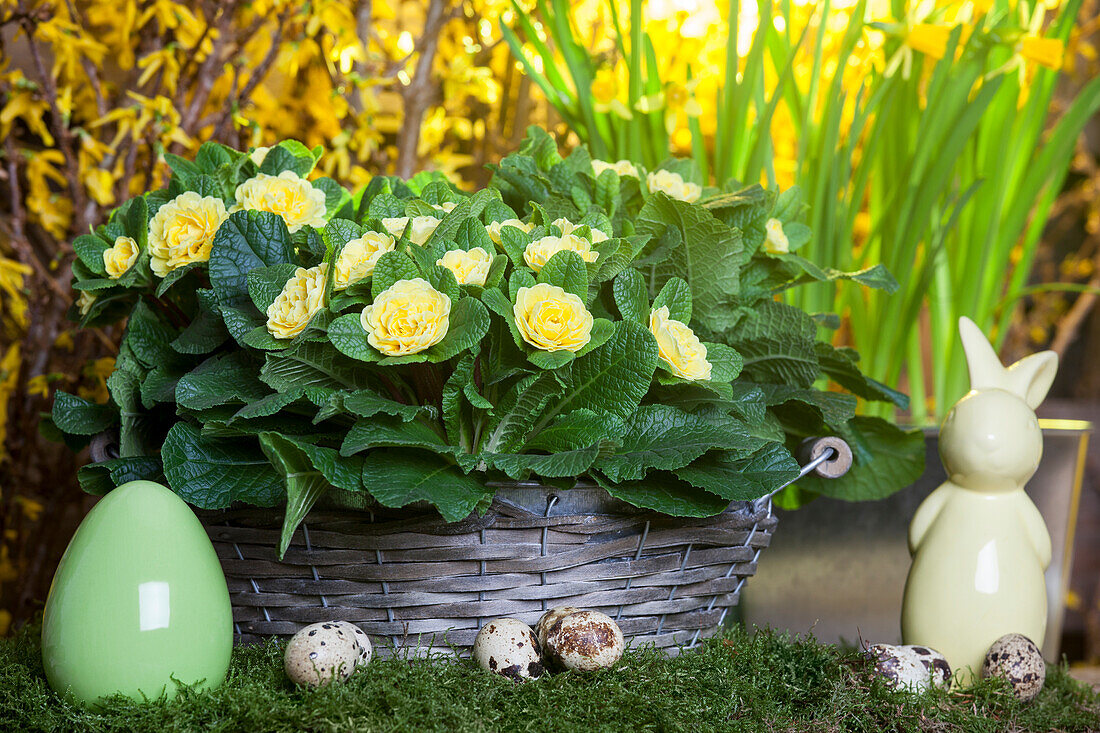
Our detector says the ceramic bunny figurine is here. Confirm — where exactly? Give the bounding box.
[901,317,1055,684]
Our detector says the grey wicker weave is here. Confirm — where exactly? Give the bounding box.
[203,484,779,657]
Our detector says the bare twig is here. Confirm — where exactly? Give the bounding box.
[394,0,452,178]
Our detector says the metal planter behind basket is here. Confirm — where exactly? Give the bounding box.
[197,437,851,656]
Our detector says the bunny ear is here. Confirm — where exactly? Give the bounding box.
[1006,351,1058,409]
[958,316,1007,391]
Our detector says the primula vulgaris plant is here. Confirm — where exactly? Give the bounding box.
[49,129,924,556]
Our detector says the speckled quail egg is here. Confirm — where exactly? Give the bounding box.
[544,610,624,672]
[284,621,371,688]
[901,644,952,688]
[473,618,544,681]
[535,606,581,648]
[865,643,932,692]
[981,633,1046,701]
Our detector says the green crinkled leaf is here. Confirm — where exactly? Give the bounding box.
[537,249,587,299]
[546,319,657,420]
[175,351,268,410]
[776,256,900,294]
[426,297,490,362]
[171,289,229,355]
[208,210,294,341]
[261,342,374,391]
[327,313,381,363]
[757,384,858,429]
[483,371,562,453]
[790,417,925,503]
[162,422,283,509]
[259,432,331,559]
[107,348,152,457]
[575,319,615,357]
[259,140,319,177]
[612,269,648,323]
[595,405,765,482]
[360,450,491,522]
[593,470,729,517]
[705,343,743,383]
[730,300,820,387]
[371,251,421,298]
[342,390,428,421]
[233,388,305,420]
[123,300,179,368]
[77,456,165,496]
[487,444,599,479]
[640,194,741,333]
[816,343,909,409]
[51,391,116,436]
[651,277,692,323]
[73,233,110,276]
[154,262,201,298]
[527,349,574,370]
[674,443,800,502]
[340,415,448,456]
[525,409,625,452]
[248,263,298,312]
[442,352,477,446]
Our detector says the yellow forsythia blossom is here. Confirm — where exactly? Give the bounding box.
[1020,36,1065,69]
[513,283,593,353]
[233,171,327,234]
[148,192,229,277]
[334,232,396,290]
[646,170,702,203]
[266,264,329,340]
[437,247,493,286]
[103,236,139,278]
[360,278,451,356]
[906,23,951,59]
[650,306,712,381]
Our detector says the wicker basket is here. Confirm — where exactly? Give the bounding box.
[202,484,779,656]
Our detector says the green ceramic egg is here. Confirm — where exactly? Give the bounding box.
[41,480,233,707]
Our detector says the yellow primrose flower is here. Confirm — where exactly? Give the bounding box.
[266,264,329,340]
[103,235,139,279]
[485,218,532,244]
[148,191,229,277]
[513,283,593,353]
[232,171,327,234]
[764,218,790,254]
[551,218,611,243]
[249,146,270,167]
[382,216,441,245]
[592,159,639,179]
[646,170,702,203]
[591,68,632,120]
[334,231,396,290]
[524,234,600,273]
[650,306,711,381]
[432,201,458,214]
[360,278,451,356]
[77,290,96,316]
[437,247,493,286]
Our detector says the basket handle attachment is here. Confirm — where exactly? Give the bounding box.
[751,436,853,512]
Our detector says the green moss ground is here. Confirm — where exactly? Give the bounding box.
[2,622,1099,733]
